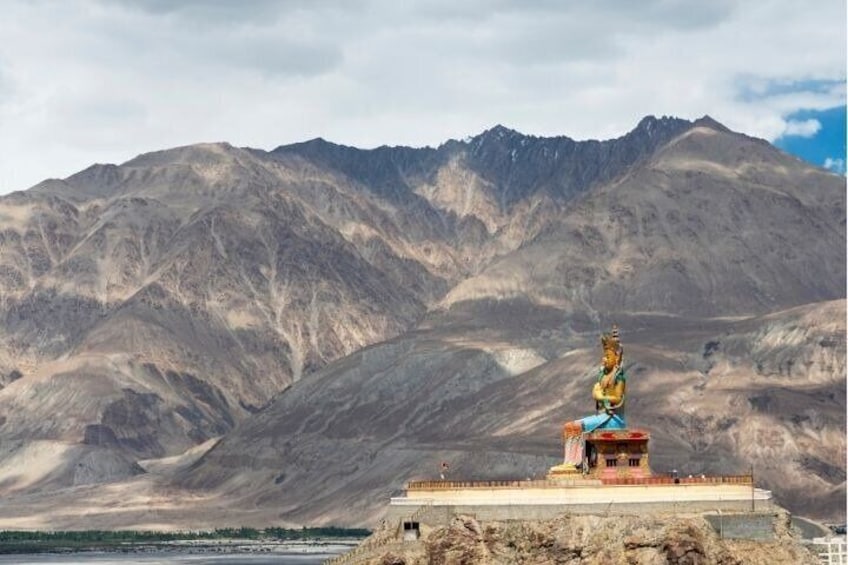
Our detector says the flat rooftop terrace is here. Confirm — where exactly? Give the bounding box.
[388,475,772,522]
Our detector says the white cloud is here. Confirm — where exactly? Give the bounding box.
[823,157,846,174]
[782,119,822,138]
[0,0,844,193]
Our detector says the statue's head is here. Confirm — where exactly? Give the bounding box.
[601,324,623,372]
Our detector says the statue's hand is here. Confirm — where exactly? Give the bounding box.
[599,365,620,390]
[592,382,604,401]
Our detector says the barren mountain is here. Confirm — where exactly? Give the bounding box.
[0,115,842,528]
[441,121,844,315]
[175,299,845,526]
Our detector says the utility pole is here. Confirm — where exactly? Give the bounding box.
[750,463,754,512]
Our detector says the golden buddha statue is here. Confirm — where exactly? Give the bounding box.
[551,325,627,474]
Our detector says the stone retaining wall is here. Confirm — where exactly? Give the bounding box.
[704,513,777,540]
[387,499,775,528]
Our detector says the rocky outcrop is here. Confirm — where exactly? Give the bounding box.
[352,512,818,564]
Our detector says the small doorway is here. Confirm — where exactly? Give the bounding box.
[403,521,420,541]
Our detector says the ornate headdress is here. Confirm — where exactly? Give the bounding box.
[601,324,623,366]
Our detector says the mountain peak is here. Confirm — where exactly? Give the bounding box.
[487,124,519,135]
[631,115,692,138]
[272,137,338,153]
[475,124,523,142]
[692,115,732,133]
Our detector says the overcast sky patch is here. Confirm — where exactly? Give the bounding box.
[736,78,845,102]
[0,0,844,192]
[781,118,822,138]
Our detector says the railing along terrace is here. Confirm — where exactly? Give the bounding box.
[601,474,753,486]
[406,475,754,491]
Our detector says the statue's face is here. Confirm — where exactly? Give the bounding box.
[603,350,618,372]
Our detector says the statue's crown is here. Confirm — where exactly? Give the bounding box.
[601,324,623,360]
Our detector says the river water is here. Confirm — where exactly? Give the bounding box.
[0,550,347,564]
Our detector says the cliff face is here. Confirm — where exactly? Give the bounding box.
[0,115,842,528]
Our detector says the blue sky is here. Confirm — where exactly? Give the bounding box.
[774,105,846,174]
[0,1,845,192]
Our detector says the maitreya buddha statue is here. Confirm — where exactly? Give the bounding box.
[551,324,627,473]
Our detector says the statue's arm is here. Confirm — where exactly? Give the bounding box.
[592,382,604,401]
[593,379,625,411]
[605,380,626,409]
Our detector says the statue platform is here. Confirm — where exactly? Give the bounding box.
[387,475,773,527]
[548,428,652,480]
[385,326,777,532]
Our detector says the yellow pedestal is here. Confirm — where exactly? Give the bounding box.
[547,462,581,479]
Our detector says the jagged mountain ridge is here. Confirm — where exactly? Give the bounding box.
[0,115,842,527]
[273,115,693,211]
[439,122,845,315]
